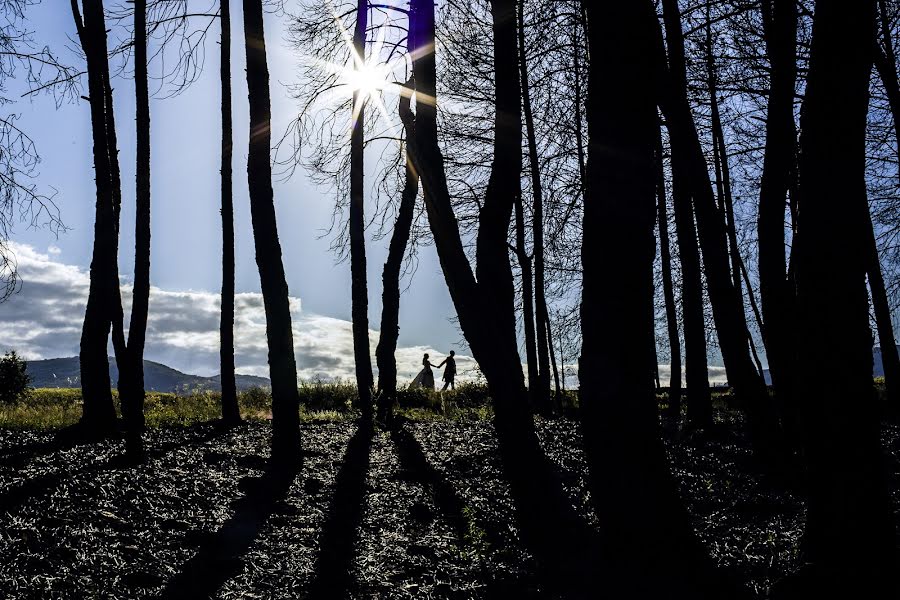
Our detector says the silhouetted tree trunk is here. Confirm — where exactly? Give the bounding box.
[375,78,418,425]
[758,0,797,404]
[100,2,127,380]
[104,25,130,403]
[792,0,898,592]
[475,1,521,383]
[118,0,151,459]
[242,0,301,466]
[513,187,539,403]
[706,35,767,381]
[659,0,780,463]
[517,0,551,412]
[407,0,594,590]
[350,0,374,420]
[219,0,240,425]
[866,210,900,408]
[668,125,711,429]
[656,126,683,421]
[705,28,741,295]
[580,3,723,595]
[73,0,118,436]
[875,0,900,179]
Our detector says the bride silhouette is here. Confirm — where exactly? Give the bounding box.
[410,353,438,390]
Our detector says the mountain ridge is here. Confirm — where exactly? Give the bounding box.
[25,356,270,394]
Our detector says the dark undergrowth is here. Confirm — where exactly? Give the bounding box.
[0,392,898,598]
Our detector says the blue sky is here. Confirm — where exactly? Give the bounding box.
[2,1,469,380]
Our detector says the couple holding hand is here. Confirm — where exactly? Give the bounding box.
[411,351,456,391]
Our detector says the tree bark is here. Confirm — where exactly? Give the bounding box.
[580,3,725,595]
[73,0,118,435]
[375,78,418,425]
[350,0,374,420]
[792,0,898,591]
[118,0,152,459]
[475,0,521,379]
[659,0,780,462]
[656,126,683,421]
[707,39,767,382]
[242,0,301,466]
[406,0,596,590]
[517,0,552,412]
[758,0,797,403]
[219,0,240,425]
[508,3,539,401]
[105,29,129,402]
[668,129,711,429]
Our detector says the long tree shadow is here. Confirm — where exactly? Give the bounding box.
[389,419,497,545]
[0,420,230,513]
[390,419,545,598]
[307,421,374,600]
[161,459,301,599]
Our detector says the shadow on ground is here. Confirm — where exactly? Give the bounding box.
[0,421,229,513]
[162,457,302,598]
[307,421,374,599]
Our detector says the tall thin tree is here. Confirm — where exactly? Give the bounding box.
[350,0,374,420]
[220,0,240,424]
[72,0,119,436]
[375,76,418,425]
[655,126,683,421]
[117,0,152,459]
[757,0,798,437]
[516,0,552,412]
[668,117,711,428]
[242,0,301,465]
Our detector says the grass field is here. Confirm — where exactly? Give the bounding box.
[0,382,527,429]
[3,382,888,430]
[0,381,814,430]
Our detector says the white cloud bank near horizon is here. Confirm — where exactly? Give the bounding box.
[1,243,735,389]
[0,243,476,384]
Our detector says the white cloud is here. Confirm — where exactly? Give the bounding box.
[657,364,730,386]
[0,243,474,384]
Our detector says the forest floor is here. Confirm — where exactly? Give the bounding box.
[1,410,898,599]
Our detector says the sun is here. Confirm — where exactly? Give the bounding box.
[341,61,391,103]
[304,4,414,134]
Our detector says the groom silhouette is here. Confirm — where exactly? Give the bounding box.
[437,351,457,391]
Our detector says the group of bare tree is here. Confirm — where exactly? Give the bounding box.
[295,0,895,594]
[0,0,895,594]
[66,0,301,466]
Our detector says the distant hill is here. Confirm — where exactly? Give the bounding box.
[26,356,270,394]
